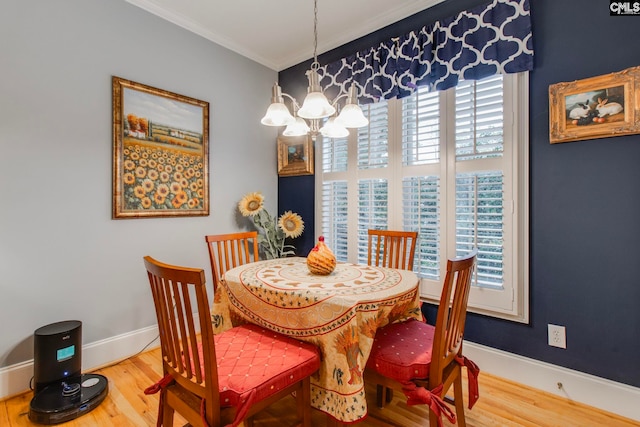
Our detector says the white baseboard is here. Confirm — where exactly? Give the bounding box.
[464,341,640,422]
[2,328,638,422]
[0,325,159,401]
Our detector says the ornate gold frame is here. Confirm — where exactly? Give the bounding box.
[277,135,314,176]
[549,66,640,144]
[112,76,209,218]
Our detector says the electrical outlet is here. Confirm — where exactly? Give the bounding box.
[548,324,566,349]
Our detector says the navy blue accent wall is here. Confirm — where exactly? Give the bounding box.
[278,0,640,388]
[278,174,315,255]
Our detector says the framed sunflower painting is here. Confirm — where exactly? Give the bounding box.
[112,76,209,218]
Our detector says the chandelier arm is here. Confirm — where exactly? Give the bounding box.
[329,93,348,109]
[280,92,302,112]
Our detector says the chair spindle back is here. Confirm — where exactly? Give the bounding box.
[367,229,418,270]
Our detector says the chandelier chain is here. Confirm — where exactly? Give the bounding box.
[311,0,319,70]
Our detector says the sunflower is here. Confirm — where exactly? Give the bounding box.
[171,191,188,208]
[142,179,154,193]
[153,192,166,205]
[156,183,170,198]
[238,192,264,217]
[123,172,136,185]
[133,185,146,199]
[170,181,183,194]
[123,160,136,171]
[237,192,303,259]
[134,166,146,179]
[278,211,304,238]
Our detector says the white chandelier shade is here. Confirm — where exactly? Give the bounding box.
[296,69,336,120]
[297,92,336,120]
[260,84,295,126]
[283,116,311,137]
[335,85,369,128]
[319,117,349,138]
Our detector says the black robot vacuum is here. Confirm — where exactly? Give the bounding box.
[29,320,109,425]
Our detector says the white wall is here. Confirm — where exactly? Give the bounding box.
[0,0,279,370]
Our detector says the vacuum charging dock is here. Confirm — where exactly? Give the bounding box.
[28,321,109,425]
[29,373,109,424]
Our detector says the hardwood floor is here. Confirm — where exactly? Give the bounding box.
[1,346,638,427]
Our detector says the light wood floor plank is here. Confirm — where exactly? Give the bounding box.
[2,346,637,427]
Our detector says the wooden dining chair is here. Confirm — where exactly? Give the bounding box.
[205,231,259,291]
[367,229,418,270]
[364,250,479,427]
[143,256,320,427]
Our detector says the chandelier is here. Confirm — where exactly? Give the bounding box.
[260,0,368,139]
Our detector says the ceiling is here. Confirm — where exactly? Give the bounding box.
[125,0,443,71]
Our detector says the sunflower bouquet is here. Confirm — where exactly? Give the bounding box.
[238,191,304,259]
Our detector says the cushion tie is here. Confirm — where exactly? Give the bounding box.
[227,389,256,427]
[144,373,174,395]
[145,375,219,427]
[455,355,480,409]
[144,374,175,427]
[400,382,456,427]
[144,374,255,427]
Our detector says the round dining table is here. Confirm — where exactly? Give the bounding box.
[211,256,422,424]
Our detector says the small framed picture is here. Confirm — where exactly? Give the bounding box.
[549,66,640,144]
[277,135,314,176]
[112,76,209,218]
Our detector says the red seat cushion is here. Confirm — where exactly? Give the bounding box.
[366,318,434,382]
[206,323,320,409]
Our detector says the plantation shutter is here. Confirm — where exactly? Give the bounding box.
[455,172,504,289]
[400,87,442,280]
[356,102,390,264]
[402,176,440,280]
[316,71,528,320]
[321,180,348,261]
[402,89,440,166]
[404,74,515,312]
[320,135,349,261]
[357,179,388,264]
[322,135,348,173]
[451,73,514,311]
[358,102,389,169]
[455,74,504,160]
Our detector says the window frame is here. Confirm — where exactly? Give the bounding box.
[315,72,529,323]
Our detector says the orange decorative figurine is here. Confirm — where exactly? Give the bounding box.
[307,236,336,275]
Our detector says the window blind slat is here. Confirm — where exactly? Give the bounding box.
[402,88,440,166]
[321,181,348,261]
[357,179,388,264]
[456,171,504,289]
[455,74,504,161]
[358,102,389,170]
[402,176,440,280]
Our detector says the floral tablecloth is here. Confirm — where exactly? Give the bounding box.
[211,257,421,423]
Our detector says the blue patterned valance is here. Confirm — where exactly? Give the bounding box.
[319,0,533,103]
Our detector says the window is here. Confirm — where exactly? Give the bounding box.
[316,72,529,322]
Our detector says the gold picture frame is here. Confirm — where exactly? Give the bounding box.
[277,135,314,176]
[112,76,209,218]
[549,65,640,144]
